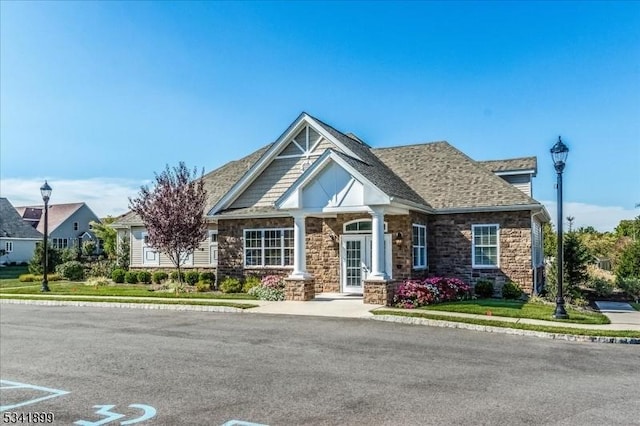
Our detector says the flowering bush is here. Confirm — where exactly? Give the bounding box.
[393,277,471,309]
[248,275,286,301]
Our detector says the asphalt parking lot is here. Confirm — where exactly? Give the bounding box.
[1,304,639,425]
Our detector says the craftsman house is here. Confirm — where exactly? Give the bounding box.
[112,113,548,304]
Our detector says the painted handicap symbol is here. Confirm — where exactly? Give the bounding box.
[221,421,269,426]
[74,404,156,425]
[0,379,70,412]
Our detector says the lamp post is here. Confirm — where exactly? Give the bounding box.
[550,137,569,319]
[40,181,52,292]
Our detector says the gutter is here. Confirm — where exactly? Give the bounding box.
[434,203,546,215]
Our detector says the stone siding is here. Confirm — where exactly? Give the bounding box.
[217,217,293,280]
[363,280,398,305]
[429,211,534,294]
[284,278,315,301]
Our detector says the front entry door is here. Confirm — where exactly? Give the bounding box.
[341,235,370,294]
[341,234,392,294]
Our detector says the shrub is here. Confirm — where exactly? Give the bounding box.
[56,261,85,281]
[19,274,36,282]
[153,271,168,284]
[474,279,494,298]
[219,277,243,293]
[617,277,640,302]
[125,271,139,284]
[587,277,614,298]
[243,275,261,293]
[170,271,185,282]
[199,272,216,286]
[87,260,117,278]
[249,285,285,301]
[185,271,200,286]
[616,240,640,280]
[170,280,185,294]
[87,277,109,288]
[29,244,62,274]
[111,268,126,283]
[48,273,62,281]
[60,247,80,263]
[501,281,522,300]
[393,277,471,309]
[196,280,211,292]
[137,271,152,284]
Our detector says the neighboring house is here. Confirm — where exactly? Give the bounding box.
[0,197,43,264]
[112,112,549,304]
[15,202,101,252]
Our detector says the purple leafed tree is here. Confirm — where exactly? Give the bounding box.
[129,162,207,285]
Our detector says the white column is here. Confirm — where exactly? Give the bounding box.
[369,207,388,280]
[289,213,311,279]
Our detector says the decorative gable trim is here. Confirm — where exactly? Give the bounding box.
[208,113,363,216]
[276,150,390,211]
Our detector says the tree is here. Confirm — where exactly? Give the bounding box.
[615,216,640,241]
[542,222,556,259]
[616,240,640,279]
[28,243,62,274]
[563,231,591,290]
[90,217,117,258]
[129,162,207,285]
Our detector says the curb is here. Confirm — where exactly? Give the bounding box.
[0,298,246,313]
[371,315,640,344]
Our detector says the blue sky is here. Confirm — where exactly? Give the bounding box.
[1,1,639,230]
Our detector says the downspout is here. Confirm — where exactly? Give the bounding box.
[531,210,546,295]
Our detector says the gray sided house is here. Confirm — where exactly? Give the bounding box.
[15,202,101,252]
[112,113,549,304]
[0,197,43,264]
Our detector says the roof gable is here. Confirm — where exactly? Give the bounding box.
[208,113,369,215]
[277,150,390,211]
[480,157,537,176]
[0,198,43,239]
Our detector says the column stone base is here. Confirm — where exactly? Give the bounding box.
[363,280,397,306]
[284,277,316,301]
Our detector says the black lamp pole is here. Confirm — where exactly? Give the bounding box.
[40,181,52,292]
[550,137,569,319]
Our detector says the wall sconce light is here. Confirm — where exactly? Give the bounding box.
[394,232,403,246]
[329,231,339,245]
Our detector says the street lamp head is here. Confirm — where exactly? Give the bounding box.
[40,181,52,203]
[550,136,569,172]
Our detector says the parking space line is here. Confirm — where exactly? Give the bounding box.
[0,379,70,412]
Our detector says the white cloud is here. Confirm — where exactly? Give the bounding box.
[542,200,639,232]
[0,178,148,219]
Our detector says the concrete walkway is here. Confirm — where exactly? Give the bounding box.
[246,293,383,318]
[594,301,640,329]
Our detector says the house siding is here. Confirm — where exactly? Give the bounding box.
[429,210,533,294]
[50,205,100,248]
[500,174,532,196]
[0,238,39,264]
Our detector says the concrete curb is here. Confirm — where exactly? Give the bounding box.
[0,298,246,313]
[371,315,640,344]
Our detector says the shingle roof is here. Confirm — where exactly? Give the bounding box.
[16,203,86,234]
[113,143,273,226]
[0,198,43,239]
[372,142,537,209]
[310,115,428,206]
[480,157,537,174]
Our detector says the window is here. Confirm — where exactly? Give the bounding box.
[52,238,68,249]
[472,224,500,268]
[209,230,218,266]
[5,241,13,253]
[412,224,426,269]
[344,220,388,233]
[73,222,79,231]
[244,228,294,267]
[532,221,543,267]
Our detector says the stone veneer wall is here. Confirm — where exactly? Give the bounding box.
[428,210,533,294]
[217,217,294,280]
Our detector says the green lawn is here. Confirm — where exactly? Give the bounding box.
[372,310,640,339]
[631,303,640,312]
[0,282,257,300]
[0,295,257,308]
[417,299,609,325]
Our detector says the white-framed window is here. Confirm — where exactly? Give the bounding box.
[73,222,79,231]
[343,219,388,233]
[209,230,218,266]
[532,220,543,267]
[52,238,68,249]
[244,228,294,267]
[472,224,500,268]
[412,224,427,269]
[5,241,13,253]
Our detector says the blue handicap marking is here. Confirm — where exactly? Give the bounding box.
[74,404,156,425]
[221,421,269,426]
[0,379,70,412]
